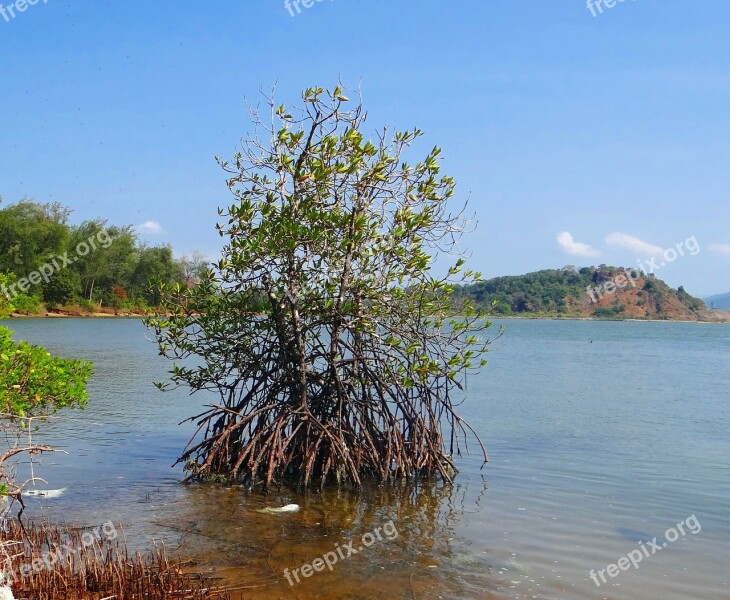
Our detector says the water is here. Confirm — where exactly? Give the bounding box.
[4,318,729,599]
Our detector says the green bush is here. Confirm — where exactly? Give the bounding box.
[0,274,92,499]
[593,305,626,319]
[10,294,42,315]
[491,301,513,315]
[122,297,150,312]
[42,268,80,306]
[677,286,705,312]
[0,327,92,417]
[76,298,99,313]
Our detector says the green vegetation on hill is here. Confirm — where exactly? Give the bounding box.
[0,198,208,314]
[676,286,706,312]
[0,197,710,322]
[453,266,706,319]
[454,266,593,315]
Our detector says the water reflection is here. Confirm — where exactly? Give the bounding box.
[152,479,495,599]
[11,319,730,600]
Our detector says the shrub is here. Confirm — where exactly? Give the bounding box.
[10,294,42,315]
[76,298,98,313]
[42,268,80,306]
[593,305,626,318]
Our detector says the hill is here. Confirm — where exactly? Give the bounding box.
[705,292,730,310]
[454,266,726,321]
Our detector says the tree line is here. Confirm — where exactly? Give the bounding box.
[0,199,208,313]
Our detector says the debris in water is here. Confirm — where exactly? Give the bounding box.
[0,572,13,600]
[256,503,300,514]
[24,488,67,498]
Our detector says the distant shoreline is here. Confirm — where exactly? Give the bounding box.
[494,315,729,324]
[8,311,729,323]
[9,311,147,319]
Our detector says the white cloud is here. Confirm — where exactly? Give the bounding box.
[556,231,600,258]
[709,243,730,256]
[137,220,163,235]
[604,232,664,257]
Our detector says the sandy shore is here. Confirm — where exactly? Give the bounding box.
[10,311,146,319]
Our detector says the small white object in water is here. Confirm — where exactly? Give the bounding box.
[256,503,300,514]
[24,488,67,499]
[0,571,14,600]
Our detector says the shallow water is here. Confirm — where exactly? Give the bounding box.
[5,318,730,599]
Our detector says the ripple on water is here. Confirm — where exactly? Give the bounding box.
[7,318,730,599]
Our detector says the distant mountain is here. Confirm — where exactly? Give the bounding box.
[453,266,722,321]
[705,293,730,310]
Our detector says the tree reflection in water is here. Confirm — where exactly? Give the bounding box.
[152,478,496,599]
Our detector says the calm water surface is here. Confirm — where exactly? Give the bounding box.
[6,318,730,599]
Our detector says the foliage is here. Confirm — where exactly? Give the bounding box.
[0,274,13,318]
[0,275,92,501]
[0,198,207,309]
[148,86,492,490]
[112,286,127,300]
[642,277,663,296]
[131,245,181,305]
[0,327,92,418]
[0,275,43,315]
[71,222,138,302]
[592,305,626,318]
[454,267,591,314]
[0,200,70,278]
[677,286,706,312]
[75,298,99,313]
[8,294,42,315]
[42,267,80,306]
[455,267,705,318]
[122,297,151,313]
[178,251,210,285]
[0,274,91,416]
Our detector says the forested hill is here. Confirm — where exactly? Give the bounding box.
[0,199,208,315]
[453,266,719,321]
[1,199,721,322]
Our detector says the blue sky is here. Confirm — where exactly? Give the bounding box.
[1,0,729,296]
